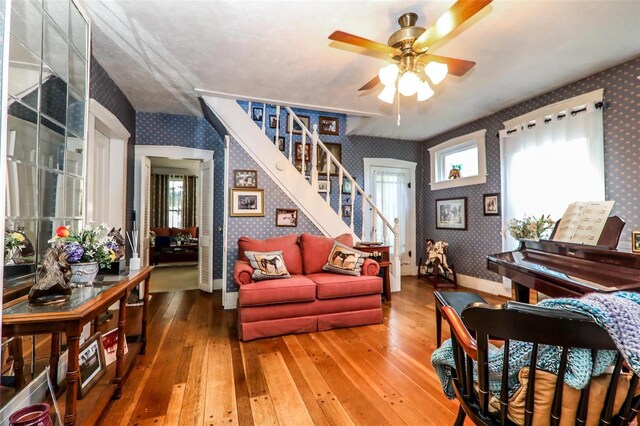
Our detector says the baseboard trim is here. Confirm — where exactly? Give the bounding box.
[214,278,223,291]
[224,291,238,310]
[457,274,511,298]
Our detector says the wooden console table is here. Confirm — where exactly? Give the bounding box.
[2,266,152,426]
[355,244,391,301]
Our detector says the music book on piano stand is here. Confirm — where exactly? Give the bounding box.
[553,201,615,245]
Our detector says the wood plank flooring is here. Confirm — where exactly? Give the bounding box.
[99,277,506,425]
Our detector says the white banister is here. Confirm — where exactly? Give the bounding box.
[311,124,319,189]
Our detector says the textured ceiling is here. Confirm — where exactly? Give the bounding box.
[83,0,640,140]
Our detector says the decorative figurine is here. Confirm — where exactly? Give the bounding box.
[448,165,462,180]
[28,247,73,306]
[108,228,126,259]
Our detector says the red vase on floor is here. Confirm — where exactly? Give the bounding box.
[9,403,52,426]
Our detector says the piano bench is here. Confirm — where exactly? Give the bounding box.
[434,290,488,348]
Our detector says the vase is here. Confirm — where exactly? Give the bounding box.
[9,403,53,426]
[70,262,99,286]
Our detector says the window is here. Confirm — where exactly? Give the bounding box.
[168,177,183,228]
[428,129,486,190]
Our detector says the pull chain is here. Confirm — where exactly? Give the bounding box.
[397,90,401,126]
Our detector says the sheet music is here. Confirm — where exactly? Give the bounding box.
[553,201,615,244]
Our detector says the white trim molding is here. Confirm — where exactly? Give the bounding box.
[428,129,487,191]
[457,274,511,298]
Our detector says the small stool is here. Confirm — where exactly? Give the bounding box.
[434,290,488,347]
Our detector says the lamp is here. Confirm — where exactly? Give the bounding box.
[398,71,420,96]
[378,63,399,87]
[417,80,434,101]
[425,61,448,85]
[377,85,396,104]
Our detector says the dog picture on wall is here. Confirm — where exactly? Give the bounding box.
[275,208,298,227]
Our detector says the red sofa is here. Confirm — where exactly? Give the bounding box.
[233,233,383,341]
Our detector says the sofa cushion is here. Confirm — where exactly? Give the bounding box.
[187,226,198,238]
[238,234,303,275]
[170,227,192,237]
[307,273,382,299]
[150,227,170,237]
[245,250,291,281]
[323,241,369,276]
[239,275,316,306]
[300,233,353,274]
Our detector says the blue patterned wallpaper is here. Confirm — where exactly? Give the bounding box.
[420,56,640,282]
[136,112,226,279]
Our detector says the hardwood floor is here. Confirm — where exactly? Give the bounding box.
[99,277,506,425]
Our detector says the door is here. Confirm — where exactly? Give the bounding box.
[369,165,415,276]
[198,159,214,293]
[140,157,151,266]
[87,130,110,224]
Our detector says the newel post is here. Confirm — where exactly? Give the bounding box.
[311,124,319,189]
[392,217,401,292]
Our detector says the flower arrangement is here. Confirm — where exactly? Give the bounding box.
[503,214,556,240]
[5,231,26,256]
[49,224,119,268]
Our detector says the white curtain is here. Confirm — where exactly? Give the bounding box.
[373,169,408,255]
[501,103,604,251]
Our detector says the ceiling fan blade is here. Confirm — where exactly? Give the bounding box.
[417,54,476,76]
[412,0,492,53]
[329,31,401,56]
[358,75,380,91]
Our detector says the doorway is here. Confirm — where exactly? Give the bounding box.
[364,158,417,276]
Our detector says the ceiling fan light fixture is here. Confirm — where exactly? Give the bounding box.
[425,61,448,85]
[398,71,420,96]
[377,85,396,104]
[417,80,434,102]
[378,63,399,86]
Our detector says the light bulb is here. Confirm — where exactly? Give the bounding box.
[378,63,399,87]
[417,80,434,102]
[398,71,420,96]
[377,85,396,104]
[425,61,448,85]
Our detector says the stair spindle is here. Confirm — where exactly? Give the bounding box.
[361,196,366,241]
[325,148,330,203]
[338,168,343,218]
[311,125,318,189]
[349,180,355,231]
[288,117,293,162]
[247,101,252,116]
[275,105,280,142]
[301,131,307,177]
[262,103,266,133]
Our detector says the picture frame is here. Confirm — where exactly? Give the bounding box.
[251,106,263,122]
[287,114,310,135]
[318,179,330,193]
[102,328,128,367]
[275,208,298,227]
[342,176,354,194]
[319,116,339,135]
[273,135,285,151]
[78,333,107,399]
[230,189,265,217]
[342,204,352,218]
[317,143,342,176]
[483,193,500,216]
[633,231,640,254]
[436,197,467,230]
[295,142,311,162]
[269,114,278,129]
[233,169,258,188]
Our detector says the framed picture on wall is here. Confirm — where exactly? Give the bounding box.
[230,189,265,217]
[342,176,354,194]
[318,179,330,193]
[342,205,352,218]
[436,197,467,230]
[251,107,263,122]
[273,136,285,151]
[269,115,278,128]
[483,193,500,216]
[319,116,339,135]
[317,143,342,176]
[287,114,310,135]
[275,208,298,227]
[633,231,640,253]
[234,170,258,188]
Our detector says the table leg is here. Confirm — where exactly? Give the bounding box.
[113,293,127,399]
[64,325,81,426]
[93,317,100,334]
[11,338,24,389]
[513,281,530,303]
[383,266,391,302]
[141,275,150,354]
[49,333,60,389]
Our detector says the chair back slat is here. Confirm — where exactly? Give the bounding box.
[476,334,490,416]
[499,339,510,426]
[617,374,639,426]
[576,350,597,426]
[465,354,474,397]
[524,343,539,426]
[600,355,624,423]
[450,335,467,395]
[550,347,569,426]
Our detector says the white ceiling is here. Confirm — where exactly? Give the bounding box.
[83,0,640,141]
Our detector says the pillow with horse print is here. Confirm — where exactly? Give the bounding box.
[245,250,291,281]
[323,241,369,276]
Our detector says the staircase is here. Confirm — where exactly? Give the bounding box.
[200,95,402,292]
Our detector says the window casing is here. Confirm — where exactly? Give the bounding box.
[428,129,486,190]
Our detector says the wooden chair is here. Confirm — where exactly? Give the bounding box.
[441,301,640,426]
[434,290,487,348]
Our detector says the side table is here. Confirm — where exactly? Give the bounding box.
[355,244,391,301]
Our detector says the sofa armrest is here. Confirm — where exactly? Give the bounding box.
[234,260,255,286]
[362,258,380,276]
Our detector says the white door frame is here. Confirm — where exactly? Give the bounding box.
[363,158,418,276]
[133,146,220,289]
[87,99,130,231]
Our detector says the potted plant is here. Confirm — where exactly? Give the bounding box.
[49,224,119,286]
[503,214,556,241]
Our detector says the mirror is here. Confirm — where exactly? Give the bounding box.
[4,0,89,301]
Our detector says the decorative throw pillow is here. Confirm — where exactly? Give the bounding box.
[245,250,291,281]
[323,241,369,276]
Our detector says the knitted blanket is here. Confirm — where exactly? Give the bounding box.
[431,291,640,399]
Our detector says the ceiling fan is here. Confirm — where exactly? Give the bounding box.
[328,0,492,104]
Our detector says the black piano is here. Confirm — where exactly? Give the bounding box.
[487,216,640,303]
